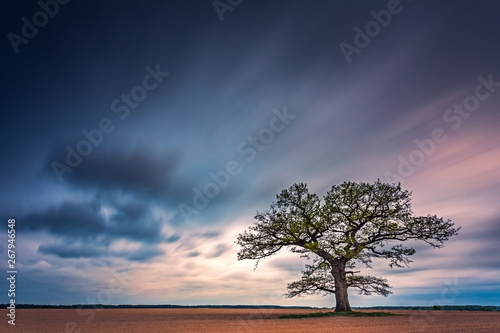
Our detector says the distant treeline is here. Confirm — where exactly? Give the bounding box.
[3,304,499,311]
[356,305,500,311]
[1,304,326,310]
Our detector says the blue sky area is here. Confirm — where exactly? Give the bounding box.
[1,0,499,307]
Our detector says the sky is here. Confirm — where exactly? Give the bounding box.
[1,0,499,308]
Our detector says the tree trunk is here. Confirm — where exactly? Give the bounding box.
[332,261,352,312]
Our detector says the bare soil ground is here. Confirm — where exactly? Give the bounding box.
[2,308,500,332]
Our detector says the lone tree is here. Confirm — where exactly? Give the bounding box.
[236,180,460,312]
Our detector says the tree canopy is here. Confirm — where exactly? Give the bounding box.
[236,180,460,312]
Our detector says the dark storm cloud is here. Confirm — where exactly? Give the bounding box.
[38,238,165,262]
[21,201,105,238]
[105,198,165,244]
[44,140,247,224]
[46,146,182,196]
[20,192,174,264]
[38,243,105,259]
[19,197,166,244]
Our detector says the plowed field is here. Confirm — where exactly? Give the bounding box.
[2,308,499,332]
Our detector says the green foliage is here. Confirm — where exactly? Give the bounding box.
[236,180,460,307]
[431,305,443,310]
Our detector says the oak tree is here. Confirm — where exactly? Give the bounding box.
[236,181,460,312]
